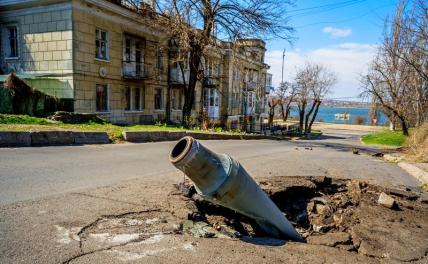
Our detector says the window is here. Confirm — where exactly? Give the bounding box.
[252,71,258,82]
[123,35,145,77]
[96,84,109,112]
[156,47,163,70]
[203,88,209,109]
[154,88,162,110]
[233,69,240,81]
[125,38,131,62]
[217,64,222,77]
[125,86,144,111]
[3,25,18,58]
[135,41,143,76]
[125,86,131,110]
[95,29,108,60]
[171,89,181,110]
[134,87,141,110]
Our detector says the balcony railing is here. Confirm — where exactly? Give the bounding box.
[265,85,274,94]
[122,61,150,79]
[203,76,219,88]
[169,67,189,84]
[244,81,257,91]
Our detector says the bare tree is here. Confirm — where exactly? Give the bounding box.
[146,0,294,126]
[295,63,336,134]
[267,95,278,128]
[362,0,427,135]
[275,81,296,122]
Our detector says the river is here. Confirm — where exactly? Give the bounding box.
[288,106,389,125]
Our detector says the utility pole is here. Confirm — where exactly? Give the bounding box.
[281,48,285,84]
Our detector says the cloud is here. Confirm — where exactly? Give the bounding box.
[264,43,377,98]
[322,27,352,38]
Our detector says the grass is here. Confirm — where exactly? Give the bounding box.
[0,114,245,142]
[0,114,51,125]
[405,123,428,163]
[361,130,407,147]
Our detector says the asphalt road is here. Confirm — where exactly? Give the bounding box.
[0,131,419,206]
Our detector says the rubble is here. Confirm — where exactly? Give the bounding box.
[174,176,428,262]
[306,232,351,247]
[377,192,397,209]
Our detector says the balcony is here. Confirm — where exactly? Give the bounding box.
[122,61,150,79]
[244,81,257,91]
[203,76,219,88]
[265,85,274,94]
[169,67,189,84]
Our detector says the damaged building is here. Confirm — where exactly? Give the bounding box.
[0,0,272,130]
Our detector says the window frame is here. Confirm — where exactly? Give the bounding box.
[171,89,182,110]
[95,84,110,113]
[125,86,131,111]
[124,86,145,112]
[2,24,19,60]
[154,88,163,110]
[95,28,109,61]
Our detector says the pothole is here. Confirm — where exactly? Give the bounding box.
[175,176,428,260]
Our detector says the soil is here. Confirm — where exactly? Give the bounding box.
[70,176,428,263]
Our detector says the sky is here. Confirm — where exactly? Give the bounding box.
[265,0,399,100]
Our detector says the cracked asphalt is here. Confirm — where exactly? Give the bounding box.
[0,128,423,263]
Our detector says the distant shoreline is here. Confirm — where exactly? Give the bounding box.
[321,105,370,109]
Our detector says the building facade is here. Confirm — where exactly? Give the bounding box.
[0,0,271,130]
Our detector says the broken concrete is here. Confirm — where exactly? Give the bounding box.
[177,176,428,262]
[378,192,397,209]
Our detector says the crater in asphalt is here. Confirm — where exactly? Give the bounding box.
[176,176,428,260]
[60,176,428,263]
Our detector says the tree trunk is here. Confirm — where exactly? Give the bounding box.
[283,100,292,123]
[280,103,285,121]
[398,116,409,136]
[182,48,201,126]
[308,101,321,133]
[304,102,316,134]
[268,105,274,128]
[298,102,306,134]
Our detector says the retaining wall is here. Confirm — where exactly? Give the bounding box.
[122,131,275,143]
[0,131,109,147]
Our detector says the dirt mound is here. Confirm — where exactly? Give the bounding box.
[177,176,428,262]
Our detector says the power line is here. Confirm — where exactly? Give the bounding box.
[294,2,396,29]
[288,0,368,18]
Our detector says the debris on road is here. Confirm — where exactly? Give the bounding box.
[169,136,302,241]
[173,176,428,262]
[377,192,397,209]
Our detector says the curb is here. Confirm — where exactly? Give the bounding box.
[397,162,428,184]
[0,131,109,147]
[0,130,282,148]
[122,131,278,143]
